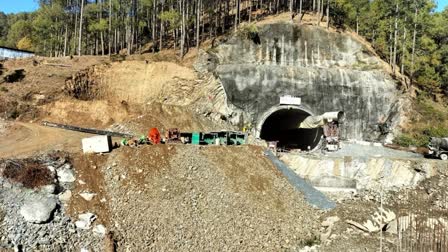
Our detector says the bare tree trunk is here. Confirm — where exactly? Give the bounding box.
[389,23,393,67]
[356,13,359,34]
[249,0,252,22]
[100,0,104,56]
[289,0,293,20]
[109,0,112,56]
[63,24,68,57]
[159,7,164,50]
[152,0,156,52]
[235,0,241,31]
[299,0,302,23]
[326,0,330,29]
[392,1,399,73]
[196,0,200,49]
[317,0,320,26]
[181,0,185,58]
[411,2,418,85]
[78,0,84,56]
[401,16,407,76]
[73,0,78,55]
[321,0,324,22]
[114,28,117,53]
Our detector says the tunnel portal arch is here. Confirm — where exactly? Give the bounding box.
[256,105,323,151]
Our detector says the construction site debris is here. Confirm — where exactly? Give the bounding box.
[0,152,105,250]
[346,207,396,233]
[82,135,112,153]
[58,190,72,202]
[99,145,321,250]
[57,168,76,183]
[92,224,107,237]
[19,196,57,224]
[41,184,56,194]
[79,192,96,201]
[75,213,97,230]
[320,216,340,243]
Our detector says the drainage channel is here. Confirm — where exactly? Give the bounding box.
[264,150,336,210]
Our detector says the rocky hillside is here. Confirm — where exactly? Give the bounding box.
[196,22,407,142]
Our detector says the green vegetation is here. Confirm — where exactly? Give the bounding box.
[236,23,260,44]
[333,0,448,96]
[394,97,448,146]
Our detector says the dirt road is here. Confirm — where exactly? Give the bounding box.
[0,122,90,158]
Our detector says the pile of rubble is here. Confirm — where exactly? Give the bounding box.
[100,145,321,251]
[0,152,105,251]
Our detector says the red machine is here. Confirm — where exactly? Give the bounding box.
[148,128,161,144]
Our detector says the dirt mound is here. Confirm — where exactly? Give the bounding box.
[70,145,321,251]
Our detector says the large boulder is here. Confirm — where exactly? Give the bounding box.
[20,197,57,224]
[57,168,76,183]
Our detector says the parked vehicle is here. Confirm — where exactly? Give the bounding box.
[428,137,448,160]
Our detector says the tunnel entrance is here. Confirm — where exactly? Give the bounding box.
[259,107,323,150]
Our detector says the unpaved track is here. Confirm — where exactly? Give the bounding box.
[0,122,90,158]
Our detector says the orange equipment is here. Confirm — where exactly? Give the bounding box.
[148,128,161,144]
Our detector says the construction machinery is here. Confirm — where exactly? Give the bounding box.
[428,137,448,160]
[299,111,344,152]
[41,121,247,148]
[180,131,247,145]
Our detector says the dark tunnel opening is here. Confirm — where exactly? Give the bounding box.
[260,108,323,150]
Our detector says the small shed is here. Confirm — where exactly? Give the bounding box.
[0,46,35,60]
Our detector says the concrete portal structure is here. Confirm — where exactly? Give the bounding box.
[256,105,322,150]
[0,46,35,60]
[199,23,403,143]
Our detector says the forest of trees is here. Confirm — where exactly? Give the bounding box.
[0,0,447,93]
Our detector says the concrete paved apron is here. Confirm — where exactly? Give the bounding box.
[264,150,336,210]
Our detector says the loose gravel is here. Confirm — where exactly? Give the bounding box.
[102,145,321,251]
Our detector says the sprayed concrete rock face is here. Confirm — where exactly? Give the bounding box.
[201,23,401,141]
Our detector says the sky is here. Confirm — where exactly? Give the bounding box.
[437,0,448,11]
[0,0,39,14]
[0,0,447,14]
